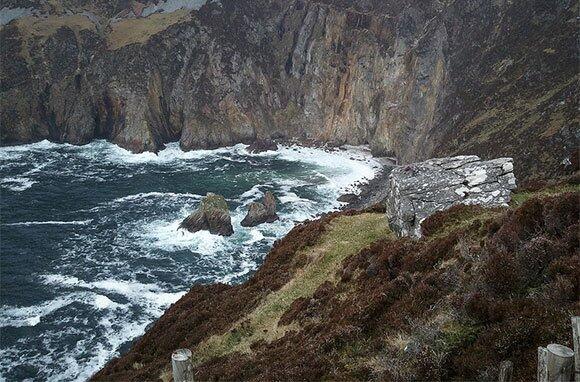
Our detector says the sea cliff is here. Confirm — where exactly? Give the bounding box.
[1,0,577,179]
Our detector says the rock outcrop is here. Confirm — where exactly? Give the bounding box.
[337,193,358,203]
[241,191,279,227]
[247,139,278,154]
[386,156,517,238]
[179,193,234,236]
[0,0,576,180]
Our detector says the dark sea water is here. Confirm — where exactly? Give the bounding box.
[0,140,379,381]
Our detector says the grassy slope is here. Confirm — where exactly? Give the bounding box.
[106,9,192,50]
[7,9,192,52]
[190,213,390,369]
[94,180,579,381]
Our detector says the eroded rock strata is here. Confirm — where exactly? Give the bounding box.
[1,0,577,179]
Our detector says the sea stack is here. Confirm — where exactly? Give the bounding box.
[241,191,279,227]
[179,193,234,236]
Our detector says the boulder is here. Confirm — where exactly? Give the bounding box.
[241,191,279,227]
[247,139,278,153]
[386,156,517,238]
[179,193,234,236]
[337,193,358,203]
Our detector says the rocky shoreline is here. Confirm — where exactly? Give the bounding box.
[340,159,396,211]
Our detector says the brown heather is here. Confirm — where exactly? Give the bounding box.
[94,179,579,381]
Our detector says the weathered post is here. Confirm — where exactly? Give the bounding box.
[498,360,513,382]
[172,348,193,382]
[572,317,580,381]
[539,347,549,382]
[538,344,574,382]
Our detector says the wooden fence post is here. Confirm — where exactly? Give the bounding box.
[572,317,579,381]
[172,348,193,382]
[498,360,513,382]
[539,347,549,382]
[538,344,574,382]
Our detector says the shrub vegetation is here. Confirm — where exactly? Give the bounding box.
[93,177,579,382]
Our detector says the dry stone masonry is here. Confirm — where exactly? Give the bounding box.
[386,156,516,238]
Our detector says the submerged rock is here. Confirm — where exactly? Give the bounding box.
[386,156,517,238]
[241,191,279,227]
[247,139,278,154]
[179,193,234,236]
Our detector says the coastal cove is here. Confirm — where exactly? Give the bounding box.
[0,140,381,381]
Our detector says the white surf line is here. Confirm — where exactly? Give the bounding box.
[4,220,92,226]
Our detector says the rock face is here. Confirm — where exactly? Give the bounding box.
[241,191,279,227]
[386,156,517,238]
[179,193,234,236]
[0,0,576,180]
[247,139,277,153]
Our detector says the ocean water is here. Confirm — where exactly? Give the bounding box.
[0,140,380,381]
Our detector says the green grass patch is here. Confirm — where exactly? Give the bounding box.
[439,321,480,353]
[511,183,580,207]
[107,10,191,50]
[191,213,391,365]
[421,205,504,239]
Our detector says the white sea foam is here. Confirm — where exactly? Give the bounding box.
[59,318,150,382]
[4,220,92,226]
[216,259,258,284]
[112,192,202,203]
[75,140,233,165]
[0,139,65,153]
[244,229,265,245]
[0,138,383,381]
[0,176,36,191]
[0,293,92,328]
[239,184,265,200]
[92,295,117,310]
[4,273,184,381]
[41,275,185,315]
[139,217,238,256]
[276,144,381,195]
[278,191,311,205]
[43,274,82,286]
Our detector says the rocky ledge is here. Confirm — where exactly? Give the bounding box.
[179,193,233,236]
[386,155,517,238]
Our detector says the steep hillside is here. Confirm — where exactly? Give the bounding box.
[92,177,579,381]
[1,0,577,179]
